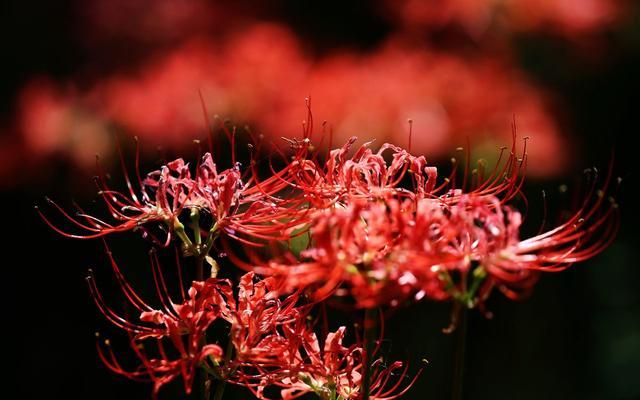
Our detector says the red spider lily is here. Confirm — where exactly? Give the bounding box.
[225,273,303,364]
[206,272,311,389]
[481,173,621,301]
[11,23,570,183]
[179,271,422,399]
[63,211,426,400]
[260,164,619,313]
[284,133,527,209]
[285,137,436,206]
[384,0,624,38]
[37,140,310,252]
[88,248,227,397]
[259,197,448,308]
[87,249,305,398]
[97,336,223,398]
[248,324,421,400]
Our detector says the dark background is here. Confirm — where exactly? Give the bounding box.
[2,1,639,399]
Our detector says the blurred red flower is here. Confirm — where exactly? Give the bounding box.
[10,24,567,185]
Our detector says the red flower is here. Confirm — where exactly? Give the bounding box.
[260,166,618,313]
[261,197,448,308]
[97,336,223,398]
[290,137,435,206]
[226,273,302,363]
[265,325,420,400]
[481,174,620,300]
[287,134,526,209]
[170,271,422,399]
[38,144,310,251]
[88,248,226,397]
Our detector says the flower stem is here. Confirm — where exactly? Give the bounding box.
[196,254,204,282]
[362,308,377,400]
[212,380,227,400]
[451,307,468,400]
[195,255,210,400]
[203,375,212,400]
[212,335,234,400]
[195,360,212,400]
[190,208,202,246]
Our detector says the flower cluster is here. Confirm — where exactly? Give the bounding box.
[259,132,618,325]
[41,123,618,398]
[384,0,624,38]
[89,249,226,396]
[265,186,617,313]
[90,248,416,399]
[38,137,309,262]
[10,20,573,184]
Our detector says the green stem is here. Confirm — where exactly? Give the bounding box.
[212,336,234,400]
[212,380,227,400]
[451,307,468,400]
[202,222,219,256]
[362,308,377,400]
[190,208,202,246]
[173,218,194,248]
[463,266,486,307]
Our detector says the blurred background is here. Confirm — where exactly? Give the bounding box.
[2,1,639,399]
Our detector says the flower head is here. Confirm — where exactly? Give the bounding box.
[37,139,309,251]
[266,325,420,400]
[88,248,227,397]
[261,144,619,318]
[286,133,526,209]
